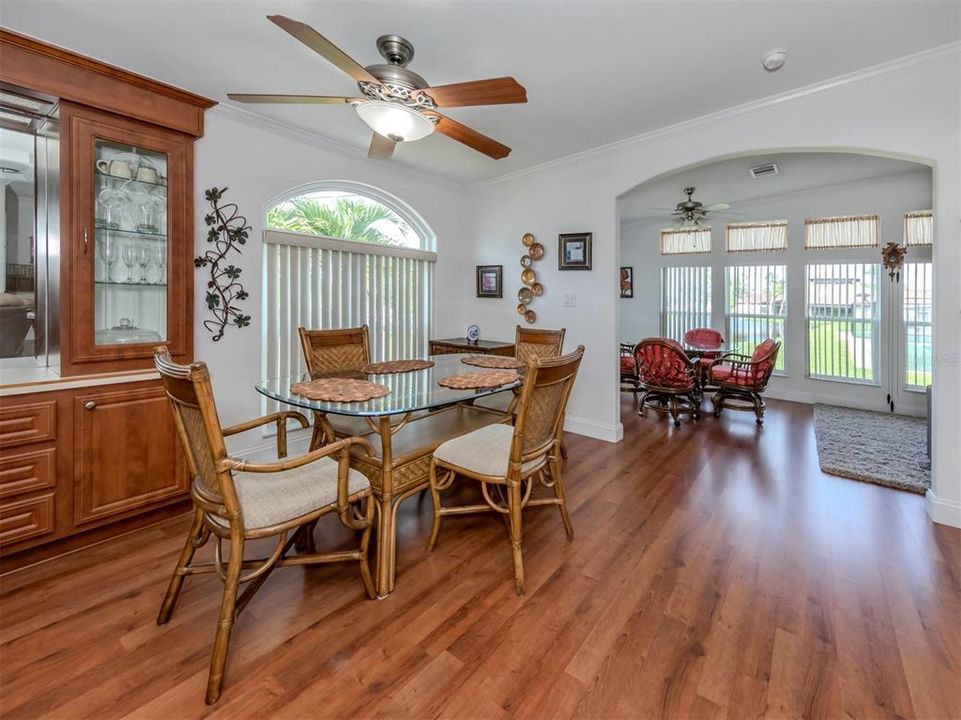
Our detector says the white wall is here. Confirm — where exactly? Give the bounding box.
[619,169,933,414]
[192,108,470,452]
[459,51,960,526]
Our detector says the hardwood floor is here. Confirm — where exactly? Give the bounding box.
[1,397,959,719]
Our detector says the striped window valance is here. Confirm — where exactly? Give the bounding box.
[263,229,434,410]
[904,210,933,247]
[804,214,879,250]
[660,227,711,255]
[726,221,788,253]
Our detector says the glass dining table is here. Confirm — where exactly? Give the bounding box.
[257,353,522,597]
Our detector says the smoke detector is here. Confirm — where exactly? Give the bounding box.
[761,47,787,72]
[750,162,779,179]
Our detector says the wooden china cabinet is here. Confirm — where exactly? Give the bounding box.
[0,30,215,569]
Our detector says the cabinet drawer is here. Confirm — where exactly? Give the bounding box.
[0,447,56,498]
[0,401,56,448]
[429,343,465,356]
[0,493,55,546]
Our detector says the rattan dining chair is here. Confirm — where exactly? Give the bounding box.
[298,325,373,449]
[515,325,566,364]
[426,345,585,595]
[154,347,376,704]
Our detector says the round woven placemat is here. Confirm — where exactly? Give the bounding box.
[461,354,525,370]
[362,359,434,374]
[290,378,390,402]
[438,370,519,389]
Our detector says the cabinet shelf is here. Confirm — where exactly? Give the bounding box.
[95,281,167,288]
[95,171,168,191]
[94,226,167,240]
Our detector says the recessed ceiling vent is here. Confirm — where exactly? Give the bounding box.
[750,162,779,179]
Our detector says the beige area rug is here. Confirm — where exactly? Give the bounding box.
[812,404,930,494]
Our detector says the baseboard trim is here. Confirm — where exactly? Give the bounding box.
[763,386,924,416]
[564,416,623,443]
[926,490,961,528]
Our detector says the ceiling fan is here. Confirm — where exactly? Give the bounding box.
[650,187,733,226]
[227,15,527,160]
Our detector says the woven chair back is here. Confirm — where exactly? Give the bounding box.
[512,345,584,461]
[298,325,370,375]
[515,325,566,365]
[154,347,235,516]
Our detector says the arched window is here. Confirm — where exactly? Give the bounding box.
[265,180,434,250]
[263,182,435,391]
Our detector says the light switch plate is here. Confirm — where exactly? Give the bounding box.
[563,294,576,307]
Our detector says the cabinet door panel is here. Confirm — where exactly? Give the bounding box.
[74,385,187,526]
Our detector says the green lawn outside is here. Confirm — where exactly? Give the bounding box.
[808,320,874,382]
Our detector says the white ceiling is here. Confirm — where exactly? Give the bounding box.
[618,152,930,225]
[1,1,958,184]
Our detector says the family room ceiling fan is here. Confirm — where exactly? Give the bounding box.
[228,15,527,160]
[649,187,734,226]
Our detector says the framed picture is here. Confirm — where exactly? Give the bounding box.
[620,266,634,298]
[476,265,503,298]
[558,233,592,270]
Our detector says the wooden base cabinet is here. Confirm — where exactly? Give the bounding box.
[0,380,189,569]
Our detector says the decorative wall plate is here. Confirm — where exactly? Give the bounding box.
[517,303,528,315]
[528,242,545,260]
[524,309,537,324]
[521,268,536,286]
[531,282,544,296]
[520,255,533,268]
[518,287,534,304]
[522,232,535,247]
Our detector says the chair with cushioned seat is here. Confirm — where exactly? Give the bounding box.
[708,338,781,425]
[426,346,584,595]
[635,337,700,427]
[154,347,376,704]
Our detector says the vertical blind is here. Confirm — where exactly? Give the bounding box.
[804,214,880,249]
[725,265,787,370]
[660,266,712,341]
[903,262,932,388]
[904,210,933,246]
[264,230,434,404]
[725,221,788,253]
[805,263,879,384]
[660,227,711,255]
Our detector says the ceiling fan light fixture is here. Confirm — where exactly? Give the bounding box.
[355,101,434,142]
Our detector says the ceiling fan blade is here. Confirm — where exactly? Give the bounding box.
[227,94,356,104]
[429,113,511,159]
[368,132,396,159]
[422,77,527,108]
[267,15,379,84]
[703,202,731,211]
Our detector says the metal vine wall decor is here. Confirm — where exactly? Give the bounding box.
[195,187,251,341]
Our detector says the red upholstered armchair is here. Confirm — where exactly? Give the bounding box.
[635,338,700,426]
[620,342,640,402]
[708,338,781,425]
[683,328,725,386]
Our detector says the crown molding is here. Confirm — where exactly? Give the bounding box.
[208,102,465,191]
[468,41,961,192]
[619,167,931,229]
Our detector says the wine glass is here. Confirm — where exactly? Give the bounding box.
[104,239,118,282]
[152,245,166,285]
[137,244,152,284]
[121,243,137,283]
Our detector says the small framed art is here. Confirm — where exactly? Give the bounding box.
[476,265,503,298]
[620,266,634,298]
[558,233,592,270]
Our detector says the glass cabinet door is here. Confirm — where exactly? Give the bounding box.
[93,139,168,347]
[63,102,190,375]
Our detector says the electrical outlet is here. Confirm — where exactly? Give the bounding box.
[563,294,576,307]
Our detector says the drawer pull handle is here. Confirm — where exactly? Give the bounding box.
[84,401,96,410]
